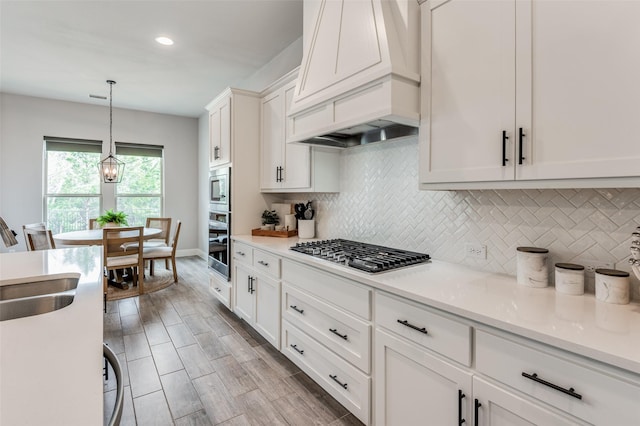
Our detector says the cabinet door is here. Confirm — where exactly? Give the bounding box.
[260,91,284,189]
[210,96,231,167]
[421,0,516,184]
[375,329,472,426]
[282,82,311,189]
[516,0,640,181]
[233,264,254,323]
[473,377,585,426]
[254,274,280,348]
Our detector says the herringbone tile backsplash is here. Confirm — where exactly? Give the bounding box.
[283,137,640,300]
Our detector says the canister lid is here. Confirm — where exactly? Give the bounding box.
[555,263,584,271]
[517,247,549,254]
[595,268,629,277]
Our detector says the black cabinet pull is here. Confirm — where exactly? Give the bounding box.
[502,130,509,166]
[397,319,428,335]
[247,275,251,293]
[257,260,269,267]
[290,344,304,355]
[290,305,304,315]
[474,399,481,426]
[215,287,221,292]
[518,127,526,165]
[329,374,348,390]
[249,277,255,294]
[521,372,582,400]
[214,145,220,160]
[458,389,466,425]
[329,328,348,340]
[235,251,245,256]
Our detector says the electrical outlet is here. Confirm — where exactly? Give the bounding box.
[465,243,487,259]
[577,258,614,274]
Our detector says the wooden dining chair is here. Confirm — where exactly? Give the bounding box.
[102,227,144,295]
[22,222,46,251]
[89,218,100,229]
[143,220,181,283]
[25,229,56,251]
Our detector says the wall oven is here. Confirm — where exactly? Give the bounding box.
[208,166,231,280]
[208,209,230,280]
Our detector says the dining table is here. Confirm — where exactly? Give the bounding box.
[53,227,162,246]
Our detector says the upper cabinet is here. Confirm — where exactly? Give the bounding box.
[420,0,640,189]
[260,70,340,193]
[207,94,231,167]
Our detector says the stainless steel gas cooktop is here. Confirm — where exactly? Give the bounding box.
[290,239,430,273]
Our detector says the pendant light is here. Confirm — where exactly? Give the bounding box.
[98,80,125,183]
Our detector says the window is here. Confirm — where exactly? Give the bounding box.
[115,143,164,226]
[45,137,102,233]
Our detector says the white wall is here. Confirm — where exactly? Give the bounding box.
[0,93,199,253]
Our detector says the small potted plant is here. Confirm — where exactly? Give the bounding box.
[260,210,279,230]
[97,209,129,228]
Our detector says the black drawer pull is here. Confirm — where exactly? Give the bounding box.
[215,287,221,292]
[257,260,269,267]
[474,399,481,426]
[290,344,304,355]
[522,372,582,400]
[397,319,428,334]
[458,389,466,425]
[329,328,348,340]
[235,251,245,256]
[329,374,348,390]
[290,305,304,315]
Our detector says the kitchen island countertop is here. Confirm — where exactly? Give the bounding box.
[0,247,103,426]
[233,235,640,377]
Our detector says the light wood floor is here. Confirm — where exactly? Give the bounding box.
[103,256,365,426]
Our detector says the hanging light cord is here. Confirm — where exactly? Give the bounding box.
[107,79,116,156]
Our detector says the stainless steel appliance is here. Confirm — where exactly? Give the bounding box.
[208,210,230,280]
[291,239,430,273]
[209,167,229,211]
[208,167,231,280]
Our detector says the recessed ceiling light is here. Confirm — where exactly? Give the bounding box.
[155,36,174,46]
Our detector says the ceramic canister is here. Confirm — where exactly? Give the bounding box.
[554,263,585,295]
[595,268,630,304]
[516,247,549,287]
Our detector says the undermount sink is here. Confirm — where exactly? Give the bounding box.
[0,275,80,301]
[0,293,75,322]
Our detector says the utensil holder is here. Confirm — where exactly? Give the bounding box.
[298,219,315,239]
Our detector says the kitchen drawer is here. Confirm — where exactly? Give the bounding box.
[282,320,370,424]
[375,291,472,366]
[282,283,371,373]
[282,259,371,320]
[232,242,252,265]
[210,273,232,309]
[476,329,640,425]
[253,249,281,279]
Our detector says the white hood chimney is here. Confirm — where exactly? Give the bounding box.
[287,0,421,148]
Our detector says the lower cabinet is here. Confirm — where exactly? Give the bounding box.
[472,377,585,426]
[233,263,281,349]
[209,271,232,310]
[374,328,472,425]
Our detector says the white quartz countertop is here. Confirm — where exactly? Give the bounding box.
[233,235,640,376]
[0,247,104,426]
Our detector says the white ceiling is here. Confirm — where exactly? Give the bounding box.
[0,0,303,118]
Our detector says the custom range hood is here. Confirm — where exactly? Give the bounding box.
[287,0,421,149]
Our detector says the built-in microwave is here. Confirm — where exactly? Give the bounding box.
[209,167,230,211]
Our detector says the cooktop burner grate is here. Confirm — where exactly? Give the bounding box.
[290,239,430,273]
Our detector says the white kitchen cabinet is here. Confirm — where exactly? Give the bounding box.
[473,377,585,426]
[206,88,260,169]
[375,328,473,426]
[260,70,340,193]
[208,94,231,167]
[420,0,640,189]
[232,244,281,348]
